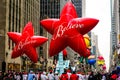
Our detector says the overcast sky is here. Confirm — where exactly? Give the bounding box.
[85,0,111,71]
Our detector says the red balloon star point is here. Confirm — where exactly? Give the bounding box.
[7,22,48,63]
[40,2,99,57]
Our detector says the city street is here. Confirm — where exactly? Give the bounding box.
[0,0,119,80]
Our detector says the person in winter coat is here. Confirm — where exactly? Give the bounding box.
[28,71,36,80]
[88,71,96,80]
[60,70,68,80]
[70,71,78,80]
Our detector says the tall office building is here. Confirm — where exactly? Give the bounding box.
[0,0,40,72]
[71,0,85,17]
[110,0,119,70]
[60,0,85,17]
[40,0,60,71]
[91,32,101,71]
[0,0,6,72]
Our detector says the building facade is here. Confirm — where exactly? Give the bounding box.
[91,32,101,71]
[71,0,85,17]
[110,0,119,71]
[40,0,60,71]
[0,0,40,72]
[0,0,6,72]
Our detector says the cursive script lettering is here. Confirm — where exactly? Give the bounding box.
[15,37,36,51]
[53,23,84,40]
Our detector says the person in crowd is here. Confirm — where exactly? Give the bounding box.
[77,71,85,80]
[84,72,89,80]
[13,71,17,80]
[54,72,59,80]
[70,71,78,80]
[117,74,120,80]
[20,72,23,80]
[110,73,118,80]
[95,71,102,80]
[88,71,96,80]
[35,72,39,80]
[38,71,42,80]
[28,71,36,80]
[48,70,55,80]
[67,69,71,80]
[0,71,3,80]
[41,71,48,80]
[10,72,15,80]
[102,74,106,80]
[22,72,28,80]
[3,73,10,80]
[60,70,68,80]
[110,70,118,80]
[16,72,21,80]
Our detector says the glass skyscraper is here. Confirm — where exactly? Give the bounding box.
[71,0,82,17]
[40,0,60,71]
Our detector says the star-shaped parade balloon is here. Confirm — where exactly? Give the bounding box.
[7,22,48,63]
[40,2,99,57]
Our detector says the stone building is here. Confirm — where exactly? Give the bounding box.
[0,0,41,72]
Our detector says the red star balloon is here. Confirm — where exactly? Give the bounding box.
[40,2,99,57]
[7,22,48,63]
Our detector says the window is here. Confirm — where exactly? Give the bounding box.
[40,46,43,55]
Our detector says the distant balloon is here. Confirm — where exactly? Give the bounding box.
[79,35,91,64]
[97,56,105,65]
[40,1,99,57]
[88,59,96,65]
[102,65,106,70]
[98,56,104,60]
[88,55,95,59]
[7,22,48,63]
[97,60,105,65]
[84,34,91,48]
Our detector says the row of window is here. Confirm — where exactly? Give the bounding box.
[40,0,60,56]
[8,0,40,50]
[40,0,60,19]
[72,0,82,17]
[8,0,21,49]
[24,0,40,27]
